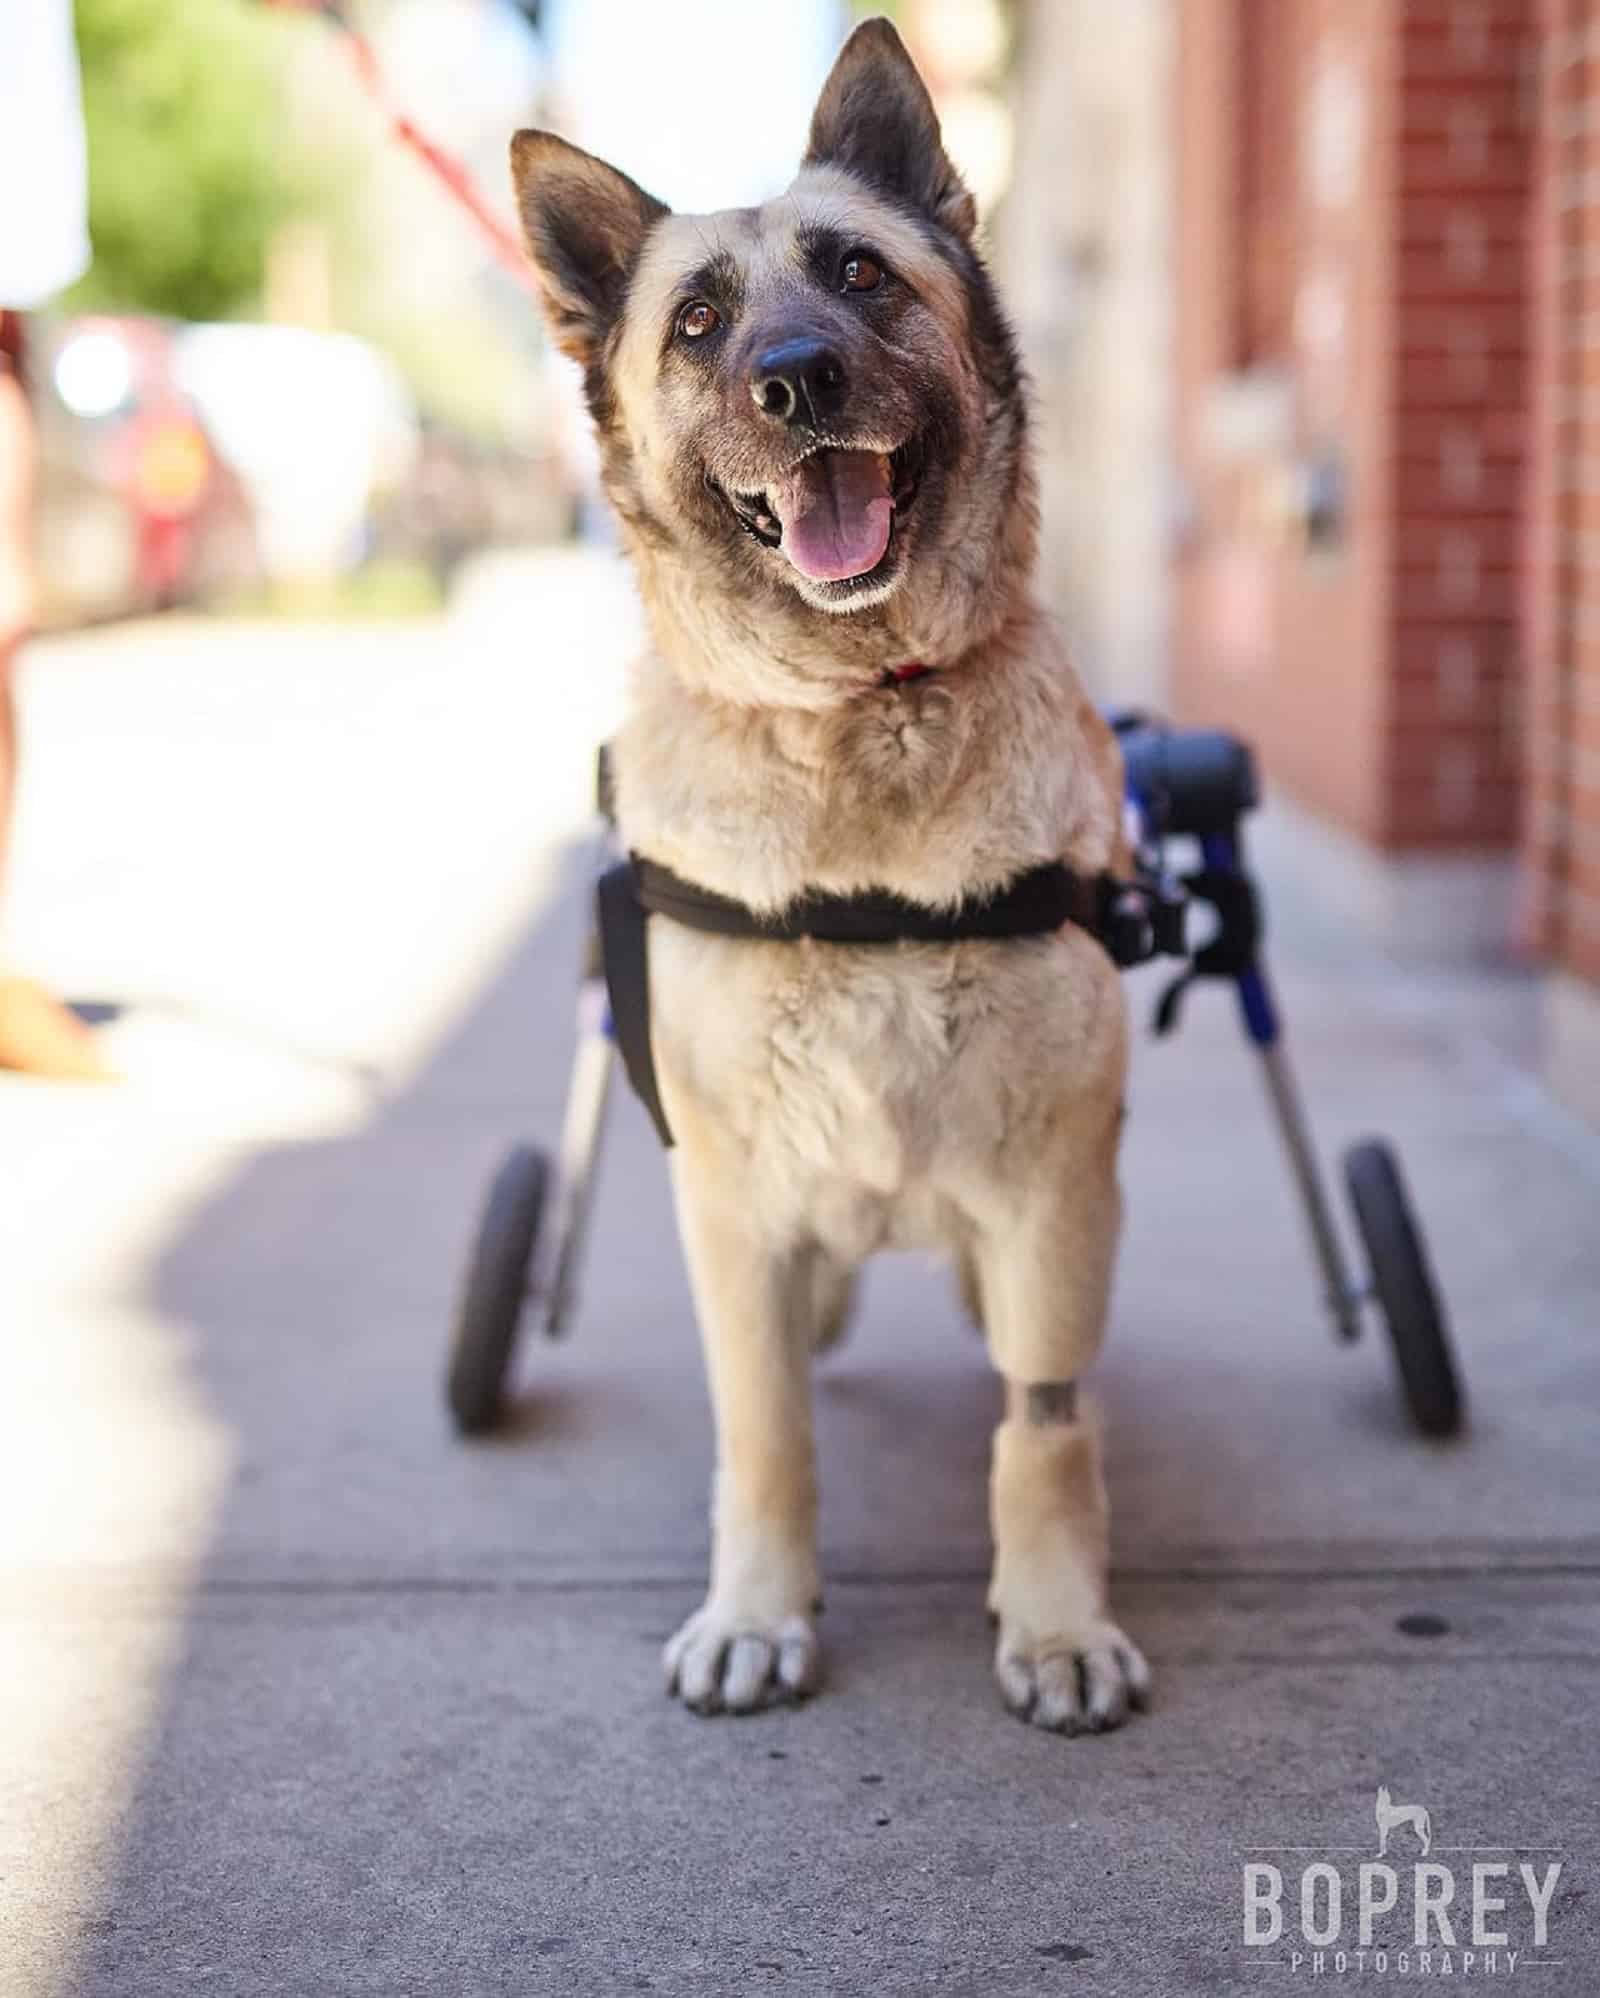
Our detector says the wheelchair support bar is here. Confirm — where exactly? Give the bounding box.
[540,986,616,1339]
[1198,830,1366,1345]
[1257,1038,1367,1344]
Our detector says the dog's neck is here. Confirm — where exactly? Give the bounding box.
[609,410,1063,906]
[632,557,1027,714]
[614,585,1111,915]
[622,412,1039,715]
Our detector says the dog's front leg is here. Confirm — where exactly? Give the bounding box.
[977,1115,1151,1735]
[663,1156,822,1714]
[987,1390,1149,1732]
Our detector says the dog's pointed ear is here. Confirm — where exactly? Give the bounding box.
[510,130,670,366]
[802,18,976,241]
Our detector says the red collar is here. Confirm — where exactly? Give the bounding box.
[882,661,933,686]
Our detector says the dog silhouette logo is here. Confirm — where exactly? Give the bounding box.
[1375,1785,1432,1857]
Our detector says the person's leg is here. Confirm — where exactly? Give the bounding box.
[0,332,36,890]
[0,315,112,1079]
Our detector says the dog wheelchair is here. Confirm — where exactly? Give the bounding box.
[444,717,1464,1442]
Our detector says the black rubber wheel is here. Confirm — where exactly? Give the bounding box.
[446,1144,548,1436]
[1344,1139,1464,1438]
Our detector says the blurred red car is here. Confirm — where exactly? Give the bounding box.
[32,314,259,624]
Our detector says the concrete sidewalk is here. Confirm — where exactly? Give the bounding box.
[3,552,1597,1996]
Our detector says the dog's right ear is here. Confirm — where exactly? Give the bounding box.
[803,19,976,240]
[509,131,670,367]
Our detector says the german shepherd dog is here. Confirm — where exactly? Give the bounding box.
[510,19,1148,1733]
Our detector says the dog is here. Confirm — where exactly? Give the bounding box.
[509,18,1148,1734]
[1375,1787,1432,1857]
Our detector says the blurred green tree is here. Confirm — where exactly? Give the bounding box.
[67,0,297,321]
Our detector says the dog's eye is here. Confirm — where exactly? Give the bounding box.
[677,301,720,340]
[841,254,883,293]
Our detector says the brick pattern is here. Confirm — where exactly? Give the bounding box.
[1388,0,1533,847]
[1236,0,1302,363]
[1524,0,1600,981]
[1173,0,1533,854]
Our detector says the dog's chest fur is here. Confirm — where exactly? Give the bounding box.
[612,646,1125,1230]
[616,646,1112,910]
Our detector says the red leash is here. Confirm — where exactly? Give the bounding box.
[302,0,539,296]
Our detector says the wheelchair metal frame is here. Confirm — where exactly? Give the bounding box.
[451,718,1460,1444]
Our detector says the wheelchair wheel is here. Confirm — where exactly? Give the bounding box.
[446,1144,549,1436]
[1344,1139,1463,1438]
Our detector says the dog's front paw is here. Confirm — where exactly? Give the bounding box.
[993,1619,1150,1736]
[663,1603,821,1715]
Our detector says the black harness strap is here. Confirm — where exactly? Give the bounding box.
[596,859,676,1148]
[597,854,1186,1148]
[632,854,1105,945]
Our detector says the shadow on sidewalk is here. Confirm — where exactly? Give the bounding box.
[64,837,1600,1995]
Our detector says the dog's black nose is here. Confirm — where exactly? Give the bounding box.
[750,338,848,428]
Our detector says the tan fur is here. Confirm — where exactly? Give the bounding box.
[513,18,1148,1731]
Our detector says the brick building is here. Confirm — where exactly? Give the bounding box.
[1526,0,1600,1113]
[1174,0,1530,861]
[1014,0,1600,1119]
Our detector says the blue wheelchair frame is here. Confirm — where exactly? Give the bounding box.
[1138,812,1366,1348]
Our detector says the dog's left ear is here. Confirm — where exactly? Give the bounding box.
[510,130,670,367]
[803,18,976,241]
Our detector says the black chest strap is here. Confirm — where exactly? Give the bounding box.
[596,854,1185,1147]
[595,860,675,1147]
[630,854,1107,946]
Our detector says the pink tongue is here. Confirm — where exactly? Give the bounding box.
[769,450,893,582]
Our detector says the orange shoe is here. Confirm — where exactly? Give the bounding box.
[0,976,118,1081]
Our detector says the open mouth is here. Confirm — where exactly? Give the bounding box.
[714,434,925,588]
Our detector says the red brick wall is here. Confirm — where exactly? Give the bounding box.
[1237,0,1303,365]
[1388,0,1532,846]
[1523,0,1600,982]
[1173,0,1533,853]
